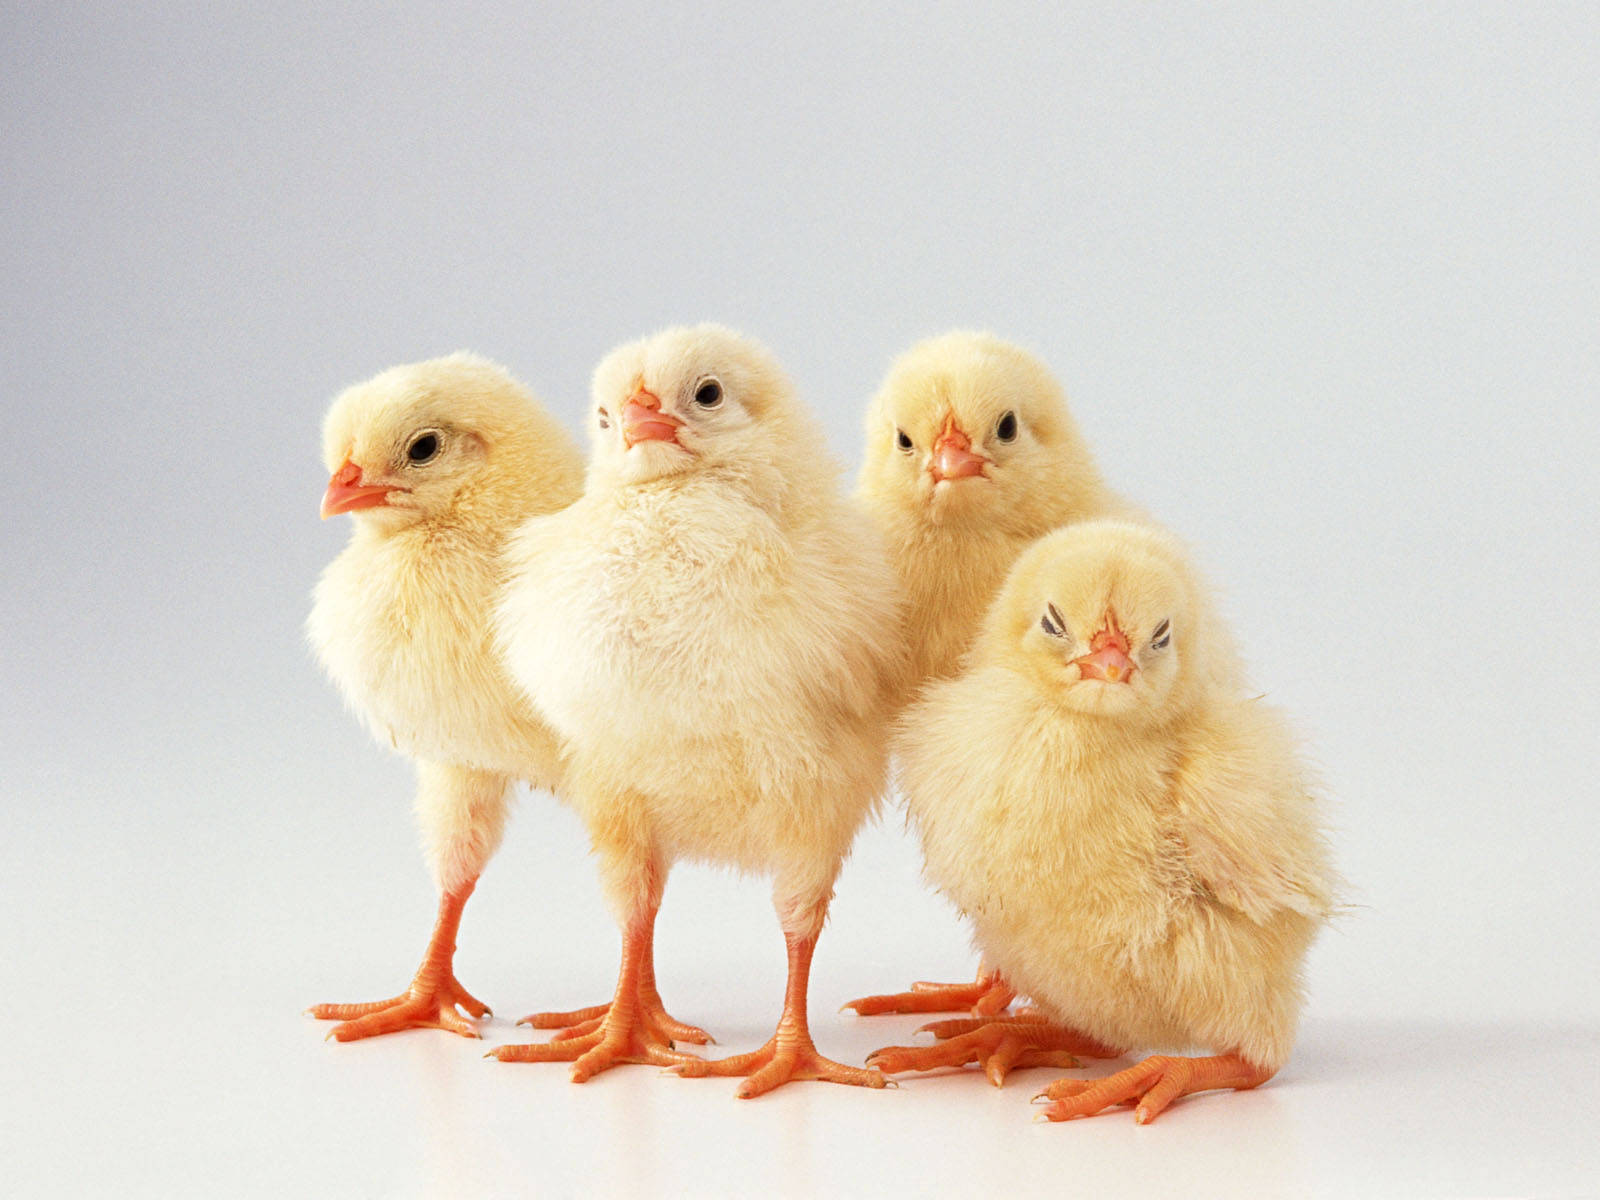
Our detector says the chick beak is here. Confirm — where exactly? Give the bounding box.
[622,386,684,448]
[1074,621,1135,684]
[929,415,989,482]
[320,459,396,519]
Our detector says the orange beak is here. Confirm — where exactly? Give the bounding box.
[622,386,684,448]
[1074,619,1135,683]
[320,459,397,519]
[930,414,989,482]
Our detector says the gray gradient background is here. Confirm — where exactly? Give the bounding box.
[4,3,1597,1197]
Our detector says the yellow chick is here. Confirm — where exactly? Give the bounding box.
[847,331,1127,1018]
[867,519,1336,1123]
[492,324,905,1096]
[306,354,583,1041]
[856,330,1124,689]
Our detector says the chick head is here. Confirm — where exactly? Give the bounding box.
[587,323,814,490]
[981,520,1214,724]
[860,332,1101,530]
[320,352,565,531]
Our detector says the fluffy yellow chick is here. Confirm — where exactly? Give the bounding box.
[306,354,582,1040]
[492,324,905,1096]
[847,331,1127,1018]
[856,330,1123,689]
[867,520,1335,1123]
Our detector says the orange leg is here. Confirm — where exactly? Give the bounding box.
[843,963,1017,1018]
[516,935,711,1045]
[674,929,888,1098]
[309,878,489,1041]
[489,901,704,1080]
[1037,1052,1275,1125]
[867,1015,1121,1086]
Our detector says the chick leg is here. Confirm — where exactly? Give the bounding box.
[675,899,887,1098]
[310,762,508,1040]
[516,936,711,1044]
[1036,1052,1275,1125]
[866,1014,1121,1085]
[309,878,490,1041]
[843,962,1018,1017]
[490,866,704,1079]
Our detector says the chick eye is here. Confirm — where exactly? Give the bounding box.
[597,408,611,430]
[995,411,1018,443]
[1039,603,1068,639]
[405,431,441,464]
[895,428,913,453]
[693,378,723,408]
[1151,619,1171,650]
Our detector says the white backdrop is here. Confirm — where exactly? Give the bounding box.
[4,4,1597,1196]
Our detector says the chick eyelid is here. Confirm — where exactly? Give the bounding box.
[1040,603,1068,638]
[1151,619,1171,648]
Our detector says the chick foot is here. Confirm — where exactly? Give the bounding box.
[518,957,711,1045]
[491,906,704,1081]
[309,881,489,1041]
[491,1007,703,1080]
[843,966,1017,1017]
[1036,1053,1274,1125]
[517,995,711,1045]
[867,1015,1119,1085]
[673,1022,887,1099]
[674,927,886,1098]
[311,974,489,1040]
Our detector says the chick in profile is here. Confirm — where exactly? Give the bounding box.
[847,332,1126,1018]
[493,325,904,1096]
[867,520,1336,1123]
[306,354,582,1040]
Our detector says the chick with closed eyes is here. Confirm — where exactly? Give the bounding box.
[867,520,1336,1123]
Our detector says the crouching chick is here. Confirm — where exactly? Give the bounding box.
[868,519,1336,1123]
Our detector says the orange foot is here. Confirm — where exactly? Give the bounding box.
[843,967,1016,1017]
[309,971,489,1041]
[518,991,711,1045]
[493,884,709,1080]
[490,1003,704,1081]
[309,881,489,1042]
[674,926,888,1098]
[673,1024,888,1099]
[867,1015,1120,1085]
[1036,1052,1275,1125]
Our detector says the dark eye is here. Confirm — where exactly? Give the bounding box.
[995,411,1018,443]
[597,408,611,430]
[1040,603,1068,638]
[406,431,441,464]
[895,428,913,453]
[693,378,723,408]
[1151,619,1171,650]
